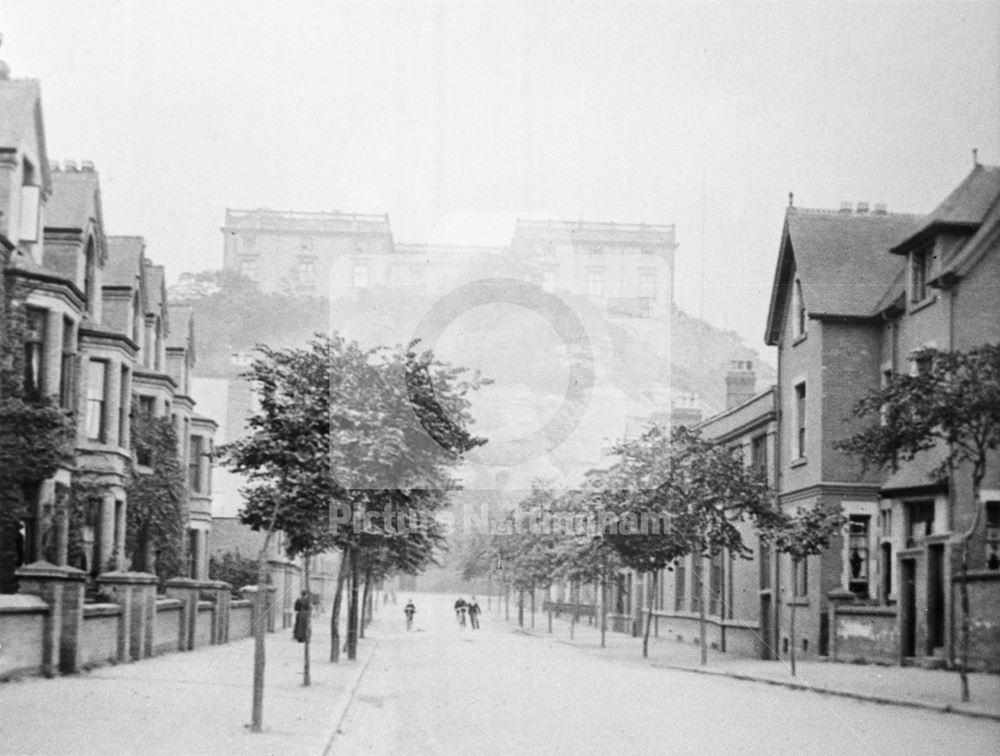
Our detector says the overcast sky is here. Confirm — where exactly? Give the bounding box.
[5,1,999,355]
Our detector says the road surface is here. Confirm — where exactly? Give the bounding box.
[333,593,999,755]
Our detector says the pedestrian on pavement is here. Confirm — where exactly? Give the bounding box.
[468,596,481,630]
[293,590,311,643]
[454,597,467,627]
[404,599,416,630]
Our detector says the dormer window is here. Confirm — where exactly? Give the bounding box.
[910,247,931,303]
[792,279,807,338]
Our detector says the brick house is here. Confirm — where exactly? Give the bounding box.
[0,65,218,587]
[764,165,1000,669]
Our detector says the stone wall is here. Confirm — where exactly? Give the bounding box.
[830,604,898,665]
[153,600,183,655]
[79,605,122,668]
[229,601,253,640]
[0,595,47,679]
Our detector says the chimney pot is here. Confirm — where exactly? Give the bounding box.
[49,160,60,172]
[874,203,887,215]
[839,202,852,213]
[63,160,78,172]
[81,160,95,171]
[856,201,870,214]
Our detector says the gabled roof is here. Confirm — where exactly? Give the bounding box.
[764,209,922,344]
[165,304,194,355]
[890,164,1000,255]
[104,236,145,287]
[934,186,1000,285]
[0,78,51,195]
[45,167,109,266]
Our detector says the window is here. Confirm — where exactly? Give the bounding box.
[794,557,808,597]
[639,268,657,299]
[189,435,204,492]
[690,555,702,612]
[847,515,870,598]
[118,367,129,448]
[986,503,1000,571]
[906,500,935,548]
[794,382,806,459]
[300,236,313,251]
[792,279,806,337]
[750,434,768,478]
[880,507,894,601]
[297,256,316,284]
[352,263,369,288]
[60,318,76,410]
[243,234,256,251]
[238,255,258,280]
[19,181,40,243]
[86,360,108,441]
[24,308,46,400]
[674,558,687,611]
[910,248,930,302]
[759,541,771,590]
[84,239,96,313]
[137,395,156,417]
[587,270,604,298]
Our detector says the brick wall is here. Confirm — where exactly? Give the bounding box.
[79,606,121,668]
[0,596,47,678]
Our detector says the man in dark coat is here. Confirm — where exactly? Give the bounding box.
[293,590,310,642]
[454,597,467,627]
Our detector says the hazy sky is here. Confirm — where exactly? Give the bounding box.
[5,1,999,355]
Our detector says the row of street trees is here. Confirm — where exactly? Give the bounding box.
[462,344,1000,700]
[221,333,486,731]
[463,425,844,667]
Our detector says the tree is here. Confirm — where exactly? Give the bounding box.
[209,551,259,590]
[126,414,188,581]
[764,503,845,677]
[837,344,1000,700]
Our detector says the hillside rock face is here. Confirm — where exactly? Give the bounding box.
[172,270,772,488]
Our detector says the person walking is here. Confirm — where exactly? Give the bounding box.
[293,590,311,643]
[468,596,481,630]
[404,599,416,631]
[454,597,467,627]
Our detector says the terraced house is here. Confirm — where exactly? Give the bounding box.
[764,163,1000,670]
[0,67,217,595]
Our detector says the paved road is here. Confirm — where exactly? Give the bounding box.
[334,593,999,755]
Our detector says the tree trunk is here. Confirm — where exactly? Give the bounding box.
[698,554,708,666]
[347,545,359,660]
[959,478,984,703]
[329,550,348,662]
[600,569,607,648]
[571,580,579,640]
[250,528,276,733]
[790,557,798,677]
[548,601,553,633]
[530,585,536,630]
[359,568,372,639]
[642,571,655,658]
[517,589,524,627]
[505,586,510,620]
[302,556,311,687]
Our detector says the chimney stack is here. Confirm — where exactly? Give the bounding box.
[874,203,887,215]
[725,360,756,409]
[839,201,852,214]
[856,201,870,214]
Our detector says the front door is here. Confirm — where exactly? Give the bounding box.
[927,544,945,653]
[760,593,773,659]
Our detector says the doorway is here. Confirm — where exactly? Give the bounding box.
[900,559,916,658]
[760,593,773,659]
[927,544,945,653]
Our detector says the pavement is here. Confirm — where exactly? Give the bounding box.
[502,602,1000,722]
[0,607,377,755]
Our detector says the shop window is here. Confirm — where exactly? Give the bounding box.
[847,515,870,598]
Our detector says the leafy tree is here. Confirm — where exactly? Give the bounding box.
[126,414,187,582]
[837,344,1000,700]
[763,503,845,676]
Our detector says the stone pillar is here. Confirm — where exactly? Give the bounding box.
[54,484,69,567]
[114,501,126,570]
[827,587,855,662]
[97,571,158,662]
[203,581,232,644]
[98,495,115,574]
[267,585,278,633]
[16,561,87,676]
[165,577,200,651]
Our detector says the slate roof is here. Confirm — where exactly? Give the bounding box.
[104,236,145,287]
[765,209,923,343]
[0,78,52,195]
[891,164,1000,254]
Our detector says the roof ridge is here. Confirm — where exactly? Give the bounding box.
[788,207,924,218]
